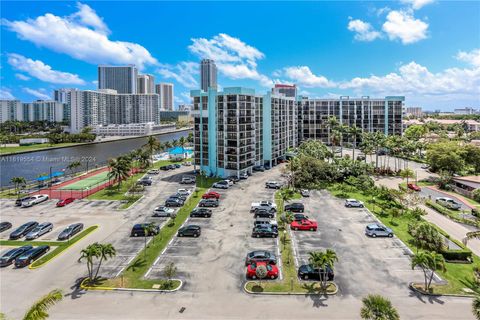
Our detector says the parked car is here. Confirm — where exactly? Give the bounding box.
[182,161,192,166]
[57,223,84,240]
[202,191,220,199]
[130,224,160,237]
[253,219,277,230]
[245,250,277,266]
[213,181,229,189]
[177,225,201,237]
[9,221,38,240]
[152,206,175,217]
[181,176,196,184]
[177,189,191,196]
[21,194,49,208]
[265,181,282,189]
[0,222,13,233]
[251,201,277,213]
[252,226,278,238]
[436,197,462,210]
[421,164,430,170]
[284,202,304,213]
[239,172,249,179]
[293,213,309,221]
[147,169,160,175]
[165,198,184,207]
[25,222,53,240]
[246,261,279,279]
[190,208,212,218]
[291,219,317,231]
[56,197,75,207]
[174,164,181,169]
[15,196,32,207]
[167,164,176,170]
[344,199,364,208]
[254,210,275,219]
[227,176,240,183]
[298,264,334,281]
[223,179,234,186]
[407,183,421,192]
[160,165,171,171]
[199,199,219,207]
[300,189,310,197]
[0,245,33,267]
[137,177,152,186]
[365,223,394,238]
[264,164,271,170]
[14,245,50,268]
[170,193,187,201]
[253,165,265,172]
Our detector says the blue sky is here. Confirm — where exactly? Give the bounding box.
[1,1,479,110]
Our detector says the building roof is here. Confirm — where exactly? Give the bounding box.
[453,176,480,189]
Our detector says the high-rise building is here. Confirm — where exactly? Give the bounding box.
[0,100,22,123]
[405,107,423,118]
[454,107,479,115]
[0,100,68,123]
[178,104,192,111]
[155,83,174,110]
[272,84,297,98]
[200,59,217,91]
[98,65,138,94]
[137,74,155,94]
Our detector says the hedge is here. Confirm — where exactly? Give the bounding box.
[425,200,478,227]
[440,249,472,262]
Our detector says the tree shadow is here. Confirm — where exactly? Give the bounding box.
[302,282,329,308]
[64,277,88,300]
[126,258,146,272]
[408,286,446,305]
[460,278,480,294]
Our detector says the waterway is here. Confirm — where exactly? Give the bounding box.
[0,130,191,187]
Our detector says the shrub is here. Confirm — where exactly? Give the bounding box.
[440,249,472,262]
[408,222,445,252]
[473,189,480,203]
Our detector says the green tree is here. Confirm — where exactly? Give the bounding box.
[297,139,330,160]
[143,136,160,162]
[308,249,338,290]
[66,161,82,176]
[426,141,465,174]
[78,243,101,281]
[473,295,480,320]
[163,262,177,288]
[327,116,339,154]
[138,150,151,170]
[349,125,363,160]
[399,168,415,185]
[92,243,116,280]
[107,157,132,190]
[411,251,446,292]
[409,222,445,252]
[23,289,63,320]
[463,144,480,174]
[279,187,296,205]
[360,294,400,320]
[404,124,428,141]
[10,176,26,196]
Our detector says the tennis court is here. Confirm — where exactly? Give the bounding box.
[59,171,110,190]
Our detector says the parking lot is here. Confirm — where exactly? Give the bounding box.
[290,190,431,296]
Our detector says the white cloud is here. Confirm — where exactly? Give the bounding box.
[347,19,381,42]
[23,88,51,100]
[180,92,191,102]
[92,80,98,85]
[15,73,30,81]
[282,66,335,88]
[157,62,198,88]
[0,88,15,100]
[3,3,157,69]
[456,48,480,68]
[8,53,85,85]
[382,10,428,44]
[400,0,435,10]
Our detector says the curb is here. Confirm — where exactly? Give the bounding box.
[28,225,99,270]
[243,281,338,295]
[118,194,145,210]
[408,282,476,298]
[80,278,183,293]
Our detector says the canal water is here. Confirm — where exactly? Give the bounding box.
[0,130,190,187]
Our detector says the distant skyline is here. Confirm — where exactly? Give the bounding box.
[1,1,479,110]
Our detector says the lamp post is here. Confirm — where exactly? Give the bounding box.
[372,196,376,214]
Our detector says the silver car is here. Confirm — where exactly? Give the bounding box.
[213,181,229,189]
[435,197,462,210]
[365,224,393,238]
[152,206,175,217]
[345,199,364,208]
[25,222,53,240]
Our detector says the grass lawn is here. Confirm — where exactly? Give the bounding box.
[0,189,21,199]
[151,158,192,169]
[87,172,144,201]
[327,183,478,296]
[94,187,207,290]
[0,225,98,269]
[0,142,79,155]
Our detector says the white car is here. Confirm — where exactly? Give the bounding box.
[435,197,462,210]
[152,206,175,217]
[22,194,49,208]
[148,169,160,175]
[251,200,277,213]
[177,188,191,196]
[182,161,192,166]
[181,176,196,184]
[223,179,234,186]
[345,199,364,208]
[213,181,229,189]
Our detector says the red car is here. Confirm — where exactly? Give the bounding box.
[202,191,220,199]
[246,261,279,279]
[291,219,317,231]
[407,183,421,192]
[56,197,75,207]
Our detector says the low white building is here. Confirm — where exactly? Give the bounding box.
[92,122,176,137]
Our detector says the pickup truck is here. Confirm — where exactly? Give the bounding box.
[250,201,277,213]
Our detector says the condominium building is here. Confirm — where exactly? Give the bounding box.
[454,107,479,115]
[0,100,68,123]
[200,59,217,91]
[98,65,138,94]
[92,122,176,137]
[0,100,22,123]
[178,104,193,111]
[405,107,423,118]
[191,87,297,178]
[272,84,297,98]
[137,74,155,94]
[155,83,174,110]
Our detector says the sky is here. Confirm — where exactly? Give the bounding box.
[1,0,479,111]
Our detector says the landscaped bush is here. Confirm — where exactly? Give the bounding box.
[473,189,480,203]
[408,222,445,252]
[440,249,472,262]
[425,200,478,227]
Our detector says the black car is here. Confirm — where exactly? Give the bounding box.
[130,224,160,237]
[177,225,201,237]
[199,199,219,207]
[15,245,50,268]
[254,210,275,219]
[167,164,176,170]
[137,179,152,186]
[294,213,309,221]
[0,245,33,267]
[252,226,278,238]
[58,223,84,240]
[9,221,38,240]
[190,208,212,218]
[245,250,277,266]
[15,196,32,206]
[227,176,240,183]
[0,222,13,233]
[264,164,271,170]
[160,165,170,171]
[165,198,184,207]
[174,164,181,168]
[170,193,187,201]
[297,264,334,281]
[285,203,305,213]
[253,165,265,172]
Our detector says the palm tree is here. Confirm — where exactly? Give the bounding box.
[143,136,160,162]
[308,249,338,290]
[327,116,339,155]
[360,294,400,320]
[164,141,173,149]
[339,124,350,157]
[411,251,446,292]
[107,157,131,190]
[178,136,187,148]
[66,160,81,176]
[472,295,480,320]
[172,139,179,147]
[400,168,415,185]
[78,244,101,281]
[10,176,26,196]
[142,223,158,258]
[92,243,116,280]
[138,150,151,170]
[23,289,63,320]
[350,125,363,161]
[279,187,296,207]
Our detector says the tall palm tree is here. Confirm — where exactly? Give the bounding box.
[327,116,339,154]
[138,150,151,170]
[308,249,338,290]
[360,294,400,320]
[178,136,187,149]
[107,157,131,190]
[10,176,26,196]
[23,289,63,320]
[279,187,295,206]
[143,135,160,162]
[78,244,101,281]
[411,251,446,292]
[164,141,173,149]
[472,295,480,320]
[350,125,363,160]
[172,139,179,147]
[92,243,116,280]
